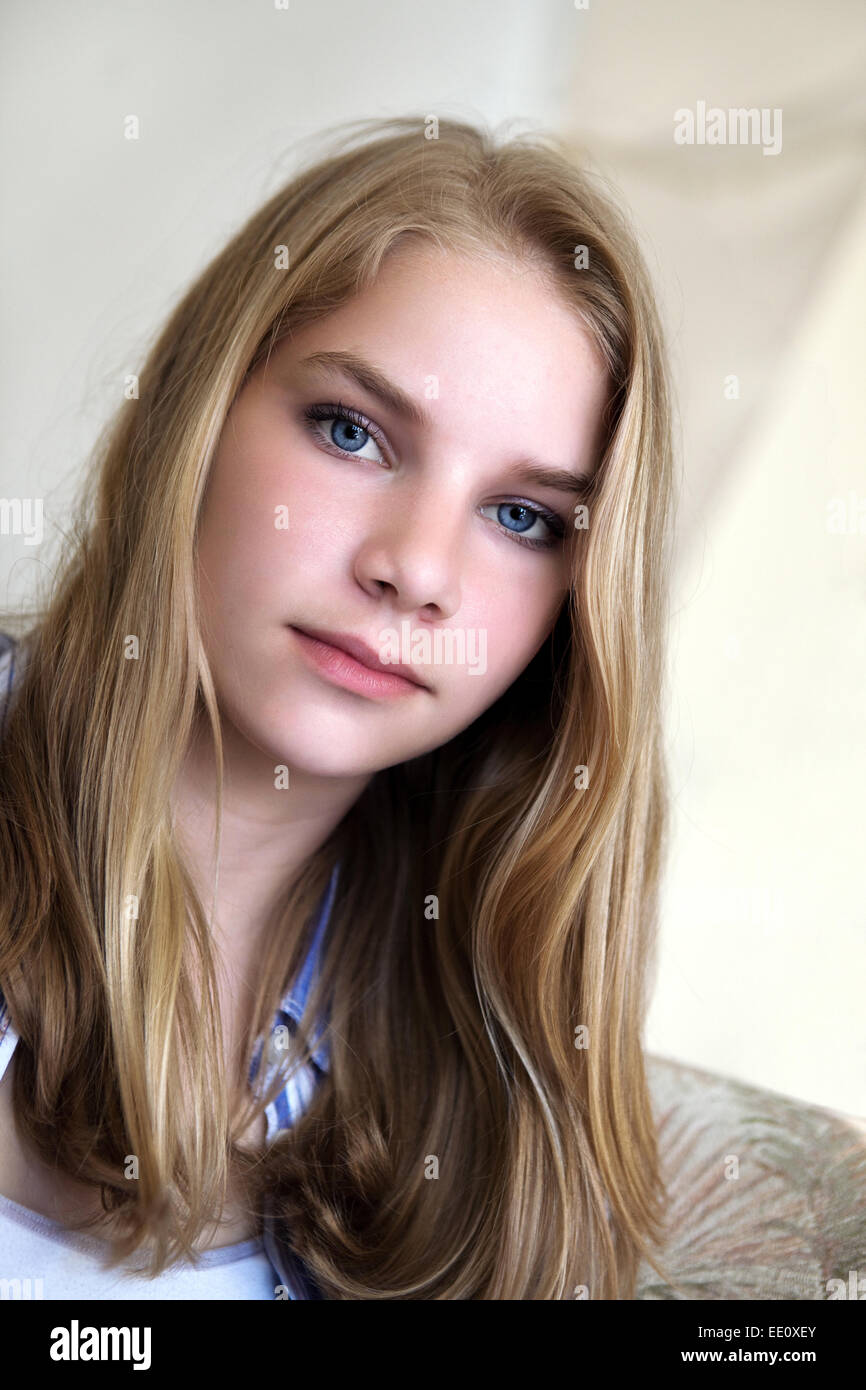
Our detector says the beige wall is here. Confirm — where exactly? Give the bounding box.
[647,191,866,1114]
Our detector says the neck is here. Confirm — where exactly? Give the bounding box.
[168,704,365,1038]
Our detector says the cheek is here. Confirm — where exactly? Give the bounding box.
[197,482,276,610]
[455,590,564,706]
[197,442,313,606]
[474,555,568,653]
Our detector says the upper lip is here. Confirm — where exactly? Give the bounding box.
[292,625,431,688]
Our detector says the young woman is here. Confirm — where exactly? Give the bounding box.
[0,114,675,1299]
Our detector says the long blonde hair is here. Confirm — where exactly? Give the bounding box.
[0,115,676,1297]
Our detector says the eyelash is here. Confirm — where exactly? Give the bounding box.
[301,400,567,551]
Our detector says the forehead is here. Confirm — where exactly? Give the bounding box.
[268,241,609,415]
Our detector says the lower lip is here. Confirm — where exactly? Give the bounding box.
[289,627,427,700]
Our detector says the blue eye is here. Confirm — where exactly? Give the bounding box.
[331,418,370,452]
[479,502,564,550]
[303,402,385,463]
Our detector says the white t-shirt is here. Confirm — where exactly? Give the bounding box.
[0,1189,277,1300]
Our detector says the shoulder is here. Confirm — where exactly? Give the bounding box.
[636,1052,866,1300]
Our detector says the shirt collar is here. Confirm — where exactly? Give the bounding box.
[274,862,338,1073]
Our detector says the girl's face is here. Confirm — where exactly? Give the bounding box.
[196,242,609,778]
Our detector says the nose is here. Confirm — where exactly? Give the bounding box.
[353,475,465,619]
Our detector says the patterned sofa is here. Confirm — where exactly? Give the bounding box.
[636,1054,866,1299]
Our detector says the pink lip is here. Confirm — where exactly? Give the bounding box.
[289,625,430,700]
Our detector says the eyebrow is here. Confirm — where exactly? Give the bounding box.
[300,350,431,429]
[299,349,595,496]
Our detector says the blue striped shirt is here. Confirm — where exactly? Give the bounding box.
[0,631,332,1298]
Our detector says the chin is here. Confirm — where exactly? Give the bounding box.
[239,707,388,779]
